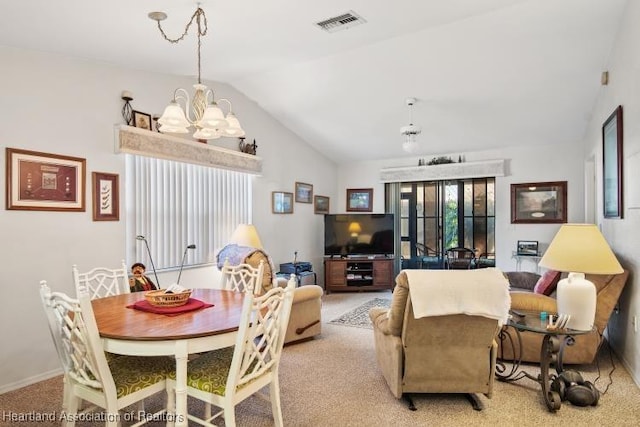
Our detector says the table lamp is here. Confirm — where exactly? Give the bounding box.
[348,222,362,237]
[229,224,264,249]
[538,224,623,331]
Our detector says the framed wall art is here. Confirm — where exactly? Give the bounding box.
[510,181,567,224]
[295,182,313,203]
[346,188,373,212]
[132,110,152,130]
[6,147,86,211]
[92,172,119,221]
[602,105,623,218]
[314,195,330,214]
[272,191,294,214]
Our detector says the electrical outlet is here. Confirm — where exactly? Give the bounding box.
[634,316,638,333]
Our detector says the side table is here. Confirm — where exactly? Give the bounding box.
[496,309,593,412]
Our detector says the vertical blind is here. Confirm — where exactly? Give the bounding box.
[125,154,252,270]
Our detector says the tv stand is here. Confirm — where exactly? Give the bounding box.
[324,258,394,293]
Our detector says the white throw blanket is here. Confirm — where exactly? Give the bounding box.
[404,267,511,325]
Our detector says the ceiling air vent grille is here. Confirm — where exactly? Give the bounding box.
[316,11,366,33]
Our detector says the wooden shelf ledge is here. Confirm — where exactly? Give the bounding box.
[114,125,262,174]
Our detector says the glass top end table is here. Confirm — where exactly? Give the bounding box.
[497,309,594,411]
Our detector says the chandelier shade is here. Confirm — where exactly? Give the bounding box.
[149,6,245,141]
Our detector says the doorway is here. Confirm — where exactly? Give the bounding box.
[395,178,495,269]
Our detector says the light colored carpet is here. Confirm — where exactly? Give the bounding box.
[2,290,640,426]
[329,297,391,329]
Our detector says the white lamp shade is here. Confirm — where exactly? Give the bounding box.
[221,112,246,137]
[158,101,191,129]
[229,224,263,249]
[198,104,228,130]
[538,224,623,274]
[193,127,221,140]
[158,124,189,134]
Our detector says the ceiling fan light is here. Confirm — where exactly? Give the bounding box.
[400,124,421,135]
[402,139,419,153]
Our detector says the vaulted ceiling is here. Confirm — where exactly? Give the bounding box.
[0,0,628,163]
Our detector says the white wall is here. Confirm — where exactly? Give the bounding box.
[580,0,640,386]
[336,142,585,273]
[0,46,336,392]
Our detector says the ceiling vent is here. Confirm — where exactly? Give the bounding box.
[316,11,366,33]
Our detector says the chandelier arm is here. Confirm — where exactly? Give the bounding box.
[217,98,233,113]
[173,88,196,125]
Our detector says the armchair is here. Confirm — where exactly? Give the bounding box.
[369,269,509,410]
[501,270,629,364]
[217,244,322,344]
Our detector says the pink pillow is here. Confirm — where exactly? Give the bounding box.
[534,270,561,296]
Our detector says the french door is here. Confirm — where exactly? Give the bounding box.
[394,178,495,268]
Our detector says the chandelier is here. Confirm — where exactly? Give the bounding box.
[400,97,421,153]
[149,6,245,140]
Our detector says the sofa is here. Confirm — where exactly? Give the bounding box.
[369,269,509,409]
[501,270,629,364]
[218,244,323,344]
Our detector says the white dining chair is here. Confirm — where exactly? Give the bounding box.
[40,281,170,426]
[72,261,129,299]
[220,259,265,294]
[167,275,296,426]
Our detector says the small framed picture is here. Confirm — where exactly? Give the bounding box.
[295,182,313,203]
[516,240,539,256]
[5,147,86,211]
[132,110,152,130]
[314,195,330,214]
[346,188,373,212]
[272,191,294,214]
[92,172,119,221]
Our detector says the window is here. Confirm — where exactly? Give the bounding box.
[125,155,252,270]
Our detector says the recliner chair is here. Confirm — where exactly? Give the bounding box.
[369,270,507,410]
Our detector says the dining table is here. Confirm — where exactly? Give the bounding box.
[91,288,245,427]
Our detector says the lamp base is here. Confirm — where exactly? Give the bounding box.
[556,272,596,331]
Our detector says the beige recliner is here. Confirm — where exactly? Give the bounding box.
[218,244,323,344]
[369,270,506,410]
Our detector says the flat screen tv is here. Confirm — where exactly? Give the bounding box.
[324,213,394,257]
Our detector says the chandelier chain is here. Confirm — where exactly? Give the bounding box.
[155,7,209,84]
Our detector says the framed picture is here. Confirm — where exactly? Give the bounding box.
[603,105,623,218]
[5,147,86,211]
[132,110,152,130]
[510,181,567,224]
[516,240,539,256]
[346,188,373,212]
[295,182,313,203]
[314,195,330,214]
[272,191,294,214]
[92,172,119,221]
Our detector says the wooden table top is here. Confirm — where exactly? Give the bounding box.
[92,288,245,341]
